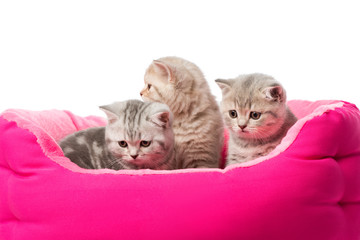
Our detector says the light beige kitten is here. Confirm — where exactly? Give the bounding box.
[216,73,297,166]
[140,56,223,169]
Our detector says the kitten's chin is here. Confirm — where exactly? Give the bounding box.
[124,158,155,168]
[235,129,266,140]
[141,96,156,103]
[235,130,252,138]
[141,96,151,102]
[235,127,280,141]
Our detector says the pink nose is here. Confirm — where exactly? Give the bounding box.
[131,154,138,160]
[239,125,247,130]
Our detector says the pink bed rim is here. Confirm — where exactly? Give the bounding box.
[1,100,359,240]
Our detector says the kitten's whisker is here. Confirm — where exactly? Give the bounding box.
[105,158,123,170]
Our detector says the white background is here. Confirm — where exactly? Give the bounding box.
[1,1,359,117]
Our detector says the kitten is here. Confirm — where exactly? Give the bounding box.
[215,73,297,165]
[59,100,175,170]
[140,56,223,169]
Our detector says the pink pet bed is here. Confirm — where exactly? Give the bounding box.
[0,100,360,240]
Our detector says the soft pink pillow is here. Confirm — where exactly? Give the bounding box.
[0,100,359,240]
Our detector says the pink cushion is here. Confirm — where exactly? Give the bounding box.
[0,100,359,240]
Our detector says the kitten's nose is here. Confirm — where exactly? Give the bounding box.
[130,154,139,159]
[239,125,247,130]
[140,92,143,96]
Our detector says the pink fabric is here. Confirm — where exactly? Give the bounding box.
[0,100,360,240]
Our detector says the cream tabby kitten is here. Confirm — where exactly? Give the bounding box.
[140,56,223,169]
[216,73,297,166]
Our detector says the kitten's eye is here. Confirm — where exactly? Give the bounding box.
[140,141,151,147]
[250,111,261,120]
[147,84,152,90]
[229,110,238,118]
[118,141,128,148]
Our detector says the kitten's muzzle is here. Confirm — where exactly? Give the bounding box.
[239,125,247,130]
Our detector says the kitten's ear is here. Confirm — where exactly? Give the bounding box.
[215,79,232,95]
[152,60,174,83]
[99,105,119,124]
[150,111,172,128]
[263,86,286,102]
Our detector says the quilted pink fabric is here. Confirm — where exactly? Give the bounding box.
[0,100,359,240]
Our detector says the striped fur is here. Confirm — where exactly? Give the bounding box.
[141,57,224,169]
[216,73,297,165]
[59,100,175,170]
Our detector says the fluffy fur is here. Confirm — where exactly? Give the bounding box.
[216,73,297,165]
[141,56,223,169]
[59,100,175,170]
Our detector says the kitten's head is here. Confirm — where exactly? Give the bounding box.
[140,56,207,113]
[100,100,174,169]
[216,73,287,141]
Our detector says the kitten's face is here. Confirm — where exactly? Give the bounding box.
[220,97,286,140]
[101,100,174,169]
[140,63,172,104]
[106,121,172,168]
[140,58,194,108]
[216,74,287,141]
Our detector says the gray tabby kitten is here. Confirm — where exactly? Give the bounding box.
[216,73,297,166]
[59,100,175,170]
